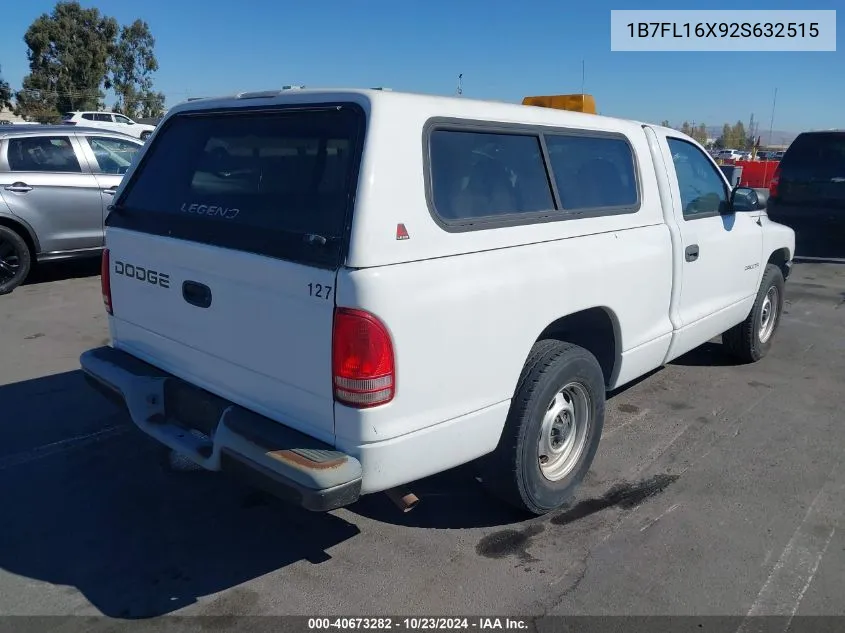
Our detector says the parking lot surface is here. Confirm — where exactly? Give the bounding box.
[1,254,843,620]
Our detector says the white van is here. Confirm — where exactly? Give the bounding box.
[80,88,794,515]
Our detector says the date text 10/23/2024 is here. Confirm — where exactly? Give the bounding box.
[307,618,529,630]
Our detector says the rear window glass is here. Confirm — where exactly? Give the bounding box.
[428,130,555,222]
[111,106,364,268]
[781,133,845,170]
[7,136,82,173]
[545,135,638,210]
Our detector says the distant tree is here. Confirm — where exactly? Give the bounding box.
[0,65,12,110]
[731,121,747,149]
[680,121,692,136]
[110,19,161,119]
[694,124,708,144]
[138,90,166,118]
[660,119,671,128]
[719,123,734,148]
[15,2,165,121]
[14,74,61,123]
[15,1,118,120]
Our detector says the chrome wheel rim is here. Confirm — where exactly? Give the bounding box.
[759,286,779,344]
[0,238,21,283]
[538,382,591,482]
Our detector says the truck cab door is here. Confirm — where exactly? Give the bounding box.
[660,135,764,362]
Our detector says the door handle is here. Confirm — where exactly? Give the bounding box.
[102,188,117,195]
[4,183,33,193]
[685,244,700,262]
[182,280,212,309]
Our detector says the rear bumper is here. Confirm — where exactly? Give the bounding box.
[79,346,362,511]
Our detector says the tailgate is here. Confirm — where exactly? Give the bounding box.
[103,103,366,442]
[107,229,338,441]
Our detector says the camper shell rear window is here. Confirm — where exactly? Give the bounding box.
[108,103,366,269]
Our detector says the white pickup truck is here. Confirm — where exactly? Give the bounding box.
[79,88,795,516]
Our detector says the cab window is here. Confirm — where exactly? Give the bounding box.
[668,138,728,218]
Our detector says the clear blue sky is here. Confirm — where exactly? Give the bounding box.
[0,0,841,131]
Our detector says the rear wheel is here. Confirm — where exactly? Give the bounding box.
[140,131,152,141]
[481,340,605,515]
[0,225,32,295]
[722,263,785,363]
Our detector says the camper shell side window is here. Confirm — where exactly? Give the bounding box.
[423,118,641,232]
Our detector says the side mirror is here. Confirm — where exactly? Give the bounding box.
[729,186,765,212]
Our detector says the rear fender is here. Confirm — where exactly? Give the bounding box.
[0,210,41,255]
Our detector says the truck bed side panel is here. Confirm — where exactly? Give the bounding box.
[334,223,673,445]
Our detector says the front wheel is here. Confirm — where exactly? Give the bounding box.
[0,225,32,295]
[481,340,606,515]
[722,263,785,363]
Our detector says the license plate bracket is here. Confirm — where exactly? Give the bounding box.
[163,379,229,437]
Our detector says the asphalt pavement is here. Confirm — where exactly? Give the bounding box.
[0,254,843,621]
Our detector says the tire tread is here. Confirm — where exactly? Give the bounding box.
[482,340,604,515]
[0,225,32,295]
[723,263,784,363]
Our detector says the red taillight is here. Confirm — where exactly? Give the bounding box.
[769,167,781,198]
[332,308,395,408]
[101,248,113,315]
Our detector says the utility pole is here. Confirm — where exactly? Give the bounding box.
[748,113,753,146]
[762,88,778,183]
[767,88,778,148]
[456,73,463,97]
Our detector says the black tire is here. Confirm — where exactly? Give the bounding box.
[140,131,151,141]
[722,263,785,363]
[481,340,606,515]
[0,225,32,295]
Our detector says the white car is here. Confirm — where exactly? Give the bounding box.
[79,88,795,516]
[62,111,156,141]
[716,149,743,160]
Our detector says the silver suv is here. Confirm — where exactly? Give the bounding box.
[0,125,143,294]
